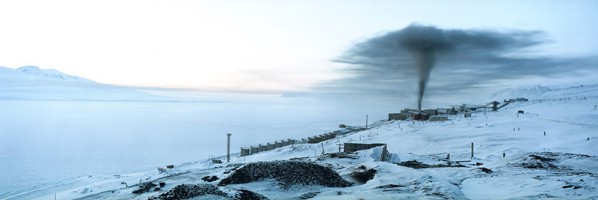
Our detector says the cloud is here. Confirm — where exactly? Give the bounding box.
[311,24,597,108]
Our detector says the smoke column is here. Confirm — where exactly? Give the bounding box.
[413,48,435,111]
[334,24,549,111]
[398,26,449,111]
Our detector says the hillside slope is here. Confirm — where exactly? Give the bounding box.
[2,85,597,200]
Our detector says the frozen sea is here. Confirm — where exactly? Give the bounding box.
[0,97,391,193]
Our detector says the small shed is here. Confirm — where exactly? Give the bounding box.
[344,143,387,153]
[388,113,407,121]
[240,148,250,156]
[344,143,390,161]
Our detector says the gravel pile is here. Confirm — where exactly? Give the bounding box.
[201,175,219,182]
[219,161,352,188]
[511,153,560,169]
[234,189,269,200]
[132,182,157,195]
[148,184,226,200]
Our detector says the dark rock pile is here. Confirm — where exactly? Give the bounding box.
[397,160,436,169]
[351,166,377,183]
[132,182,157,195]
[479,167,493,173]
[397,160,464,169]
[516,154,559,169]
[218,161,352,188]
[234,189,269,200]
[148,184,226,200]
[201,175,219,182]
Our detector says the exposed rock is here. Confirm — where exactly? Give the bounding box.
[234,189,269,200]
[397,160,433,169]
[202,176,219,182]
[351,166,377,183]
[397,160,465,169]
[562,184,582,189]
[148,184,226,200]
[480,167,493,173]
[218,161,352,189]
[132,182,157,195]
[298,192,320,199]
[515,154,558,169]
[376,184,405,189]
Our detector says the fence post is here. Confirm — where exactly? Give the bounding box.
[471,142,474,158]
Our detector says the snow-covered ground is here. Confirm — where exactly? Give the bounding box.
[1,66,597,199]
[0,66,386,197]
[2,83,596,199]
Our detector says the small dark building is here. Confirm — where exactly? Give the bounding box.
[413,114,430,121]
[422,109,438,116]
[429,115,448,121]
[518,110,525,114]
[388,113,407,120]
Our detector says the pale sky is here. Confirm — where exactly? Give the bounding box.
[1,0,597,93]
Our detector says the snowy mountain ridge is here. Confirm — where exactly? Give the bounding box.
[0,66,94,84]
[15,66,90,81]
[0,66,170,101]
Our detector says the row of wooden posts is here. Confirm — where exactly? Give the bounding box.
[240,128,361,156]
[239,125,365,157]
[240,139,298,156]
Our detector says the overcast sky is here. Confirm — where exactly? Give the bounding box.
[1,0,597,95]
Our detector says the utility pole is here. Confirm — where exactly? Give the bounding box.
[365,115,369,129]
[471,142,474,158]
[227,133,232,163]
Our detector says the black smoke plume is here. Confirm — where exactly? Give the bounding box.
[397,25,451,110]
[332,24,561,110]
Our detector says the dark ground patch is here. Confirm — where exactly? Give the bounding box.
[480,167,493,173]
[397,160,463,169]
[514,153,560,169]
[132,182,157,195]
[511,152,594,170]
[351,166,377,183]
[202,175,219,182]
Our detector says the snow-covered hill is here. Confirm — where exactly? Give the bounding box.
[0,66,168,101]
[490,84,598,102]
[490,85,553,100]
[3,84,597,199]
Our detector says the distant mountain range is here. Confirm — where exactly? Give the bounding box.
[0,66,169,101]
